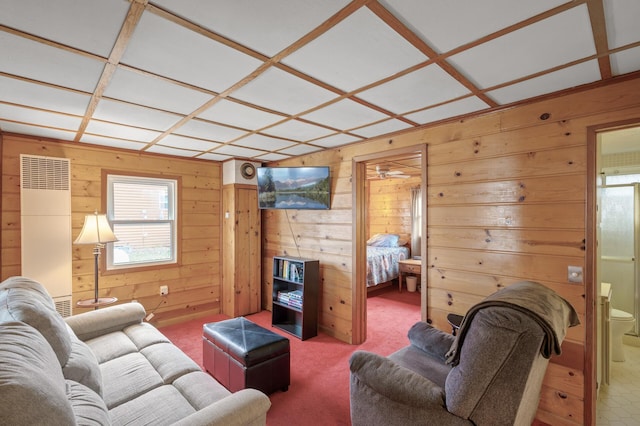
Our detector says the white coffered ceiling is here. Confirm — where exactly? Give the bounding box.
[1,0,639,163]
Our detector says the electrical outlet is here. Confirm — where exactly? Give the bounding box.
[160,285,169,296]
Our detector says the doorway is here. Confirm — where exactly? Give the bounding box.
[352,145,427,344]
[590,122,640,424]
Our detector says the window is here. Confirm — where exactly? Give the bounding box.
[106,174,177,270]
[410,186,422,257]
[602,166,640,185]
[604,173,640,185]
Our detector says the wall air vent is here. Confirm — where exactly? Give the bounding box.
[20,155,73,317]
[21,155,70,191]
[54,296,73,318]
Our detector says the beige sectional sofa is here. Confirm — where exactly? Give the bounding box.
[0,276,271,425]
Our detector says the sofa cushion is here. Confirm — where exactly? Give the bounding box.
[101,352,164,409]
[0,277,72,366]
[173,371,231,409]
[63,324,103,396]
[0,321,74,425]
[66,380,111,426]
[141,341,202,383]
[109,385,197,426]
[86,331,139,364]
[388,345,451,389]
[123,322,171,350]
[0,276,55,306]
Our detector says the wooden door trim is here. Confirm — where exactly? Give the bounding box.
[586,117,640,426]
[352,144,427,344]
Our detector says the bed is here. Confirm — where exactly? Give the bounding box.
[366,234,410,289]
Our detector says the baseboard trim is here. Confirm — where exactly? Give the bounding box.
[623,334,640,347]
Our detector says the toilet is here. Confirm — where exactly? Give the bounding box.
[611,308,635,362]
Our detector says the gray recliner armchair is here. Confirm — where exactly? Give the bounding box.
[349,281,579,426]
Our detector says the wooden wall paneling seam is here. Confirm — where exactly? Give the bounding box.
[427,228,586,257]
[428,146,587,185]
[428,174,586,205]
[427,270,586,315]
[427,129,585,166]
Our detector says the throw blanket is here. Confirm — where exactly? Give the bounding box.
[445,281,580,366]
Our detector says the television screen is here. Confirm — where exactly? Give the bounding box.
[257,167,330,210]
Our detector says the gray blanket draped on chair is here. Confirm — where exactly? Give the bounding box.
[445,280,580,366]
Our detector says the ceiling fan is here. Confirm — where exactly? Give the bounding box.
[370,165,410,179]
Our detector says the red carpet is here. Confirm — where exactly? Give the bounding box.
[160,286,421,425]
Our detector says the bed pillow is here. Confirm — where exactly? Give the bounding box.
[367,233,400,247]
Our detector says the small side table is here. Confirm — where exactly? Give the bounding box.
[447,313,464,336]
[398,259,421,293]
[76,297,118,310]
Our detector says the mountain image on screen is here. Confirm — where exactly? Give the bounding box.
[257,167,330,210]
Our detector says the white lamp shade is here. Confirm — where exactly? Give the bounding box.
[74,213,118,245]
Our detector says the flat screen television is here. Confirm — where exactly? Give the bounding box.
[257,166,330,210]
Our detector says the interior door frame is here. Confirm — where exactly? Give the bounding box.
[587,117,640,425]
[351,144,427,344]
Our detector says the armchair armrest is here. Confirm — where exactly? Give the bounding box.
[407,321,455,362]
[350,351,469,426]
[171,389,271,426]
[350,350,445,407]
[65,303,146,341]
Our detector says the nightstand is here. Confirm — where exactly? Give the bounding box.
[398,259,421,293]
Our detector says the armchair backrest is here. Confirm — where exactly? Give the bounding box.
[442,280,578,425]
[445,306,548,425]
[349,281,578,426]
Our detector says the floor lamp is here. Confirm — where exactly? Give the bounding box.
[74,211,118,308]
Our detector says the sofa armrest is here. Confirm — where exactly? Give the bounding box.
[65,303,146,341]
[171,389,271,426]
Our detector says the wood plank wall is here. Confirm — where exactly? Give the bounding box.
[0,135,221,326]
[261,75,640,425]
[1,76,639,425]
[367,177,420,240]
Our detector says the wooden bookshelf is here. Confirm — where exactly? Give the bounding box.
[272,256,319,340]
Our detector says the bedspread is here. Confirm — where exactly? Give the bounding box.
[366,246,409,287]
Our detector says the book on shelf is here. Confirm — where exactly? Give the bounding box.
[274,258,303,282]
[290,263,299,281]
[276,290,303,308]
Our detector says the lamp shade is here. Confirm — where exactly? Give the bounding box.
[74,213,118,245]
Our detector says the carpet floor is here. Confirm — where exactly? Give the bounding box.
[159,285,421,425]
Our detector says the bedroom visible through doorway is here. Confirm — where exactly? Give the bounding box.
[352,145,427,344]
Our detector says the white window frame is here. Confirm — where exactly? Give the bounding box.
[106,173,178,270]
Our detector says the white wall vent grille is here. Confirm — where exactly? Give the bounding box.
[21,155,70,191]
[20,155,72,316]
[54,296,73,318]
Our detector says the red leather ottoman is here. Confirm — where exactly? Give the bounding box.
[203,317,290,394]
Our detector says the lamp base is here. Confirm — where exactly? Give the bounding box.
[76,297,118,309]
